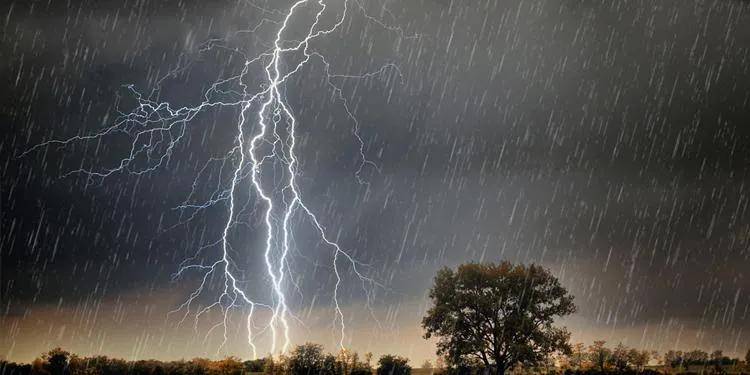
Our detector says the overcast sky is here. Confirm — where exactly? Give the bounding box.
[2,0,750,364]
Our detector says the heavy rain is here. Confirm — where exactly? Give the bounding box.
[1,1,749,374]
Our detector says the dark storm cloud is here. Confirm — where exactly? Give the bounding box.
[2,0,750,361]
[326,0,750,320]
[306,0,750,351]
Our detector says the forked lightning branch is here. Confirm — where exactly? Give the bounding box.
[25,0,411,358]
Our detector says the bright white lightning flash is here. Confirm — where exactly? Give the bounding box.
[24,0,412,357]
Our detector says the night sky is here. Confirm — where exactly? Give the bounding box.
[2,0,750,364]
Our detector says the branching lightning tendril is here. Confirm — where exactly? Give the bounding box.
[24,0,414,357]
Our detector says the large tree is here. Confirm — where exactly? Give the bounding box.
[422,262,576,375]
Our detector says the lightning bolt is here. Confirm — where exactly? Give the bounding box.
[24,0,413,357]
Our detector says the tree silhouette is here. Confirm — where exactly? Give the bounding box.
[377,355,411,375]
[43,347,70,375]
[684,350,708,366]
[588,341,611,371]
[664,350,682,368]
[321,354,338,375]
[244,358,269,372]
[610,343,630,371]
[288,343,325,375]
[627,348,650,372]
[567,343,587,370]
[422,262,575,375]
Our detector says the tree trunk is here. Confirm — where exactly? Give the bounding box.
[494,361,505,375]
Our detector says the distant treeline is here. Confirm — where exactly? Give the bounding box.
[559,342,748,374]
[1,342,749,375]
[0,343,410,375]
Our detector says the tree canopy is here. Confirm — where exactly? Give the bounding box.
[422,262,576,375]
[288,343,325,375]
[376,355,411,375]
